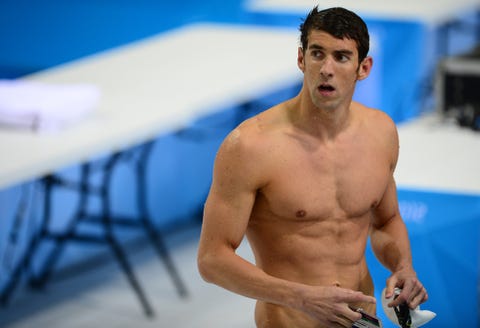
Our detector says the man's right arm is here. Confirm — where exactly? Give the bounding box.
[197,127,296,304]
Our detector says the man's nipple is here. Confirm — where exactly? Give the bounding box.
[296,210,307,218]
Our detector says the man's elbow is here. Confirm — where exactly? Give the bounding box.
[197,251,218,284]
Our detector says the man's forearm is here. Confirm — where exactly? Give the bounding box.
[198,246,304,309]
[370,215,413,273]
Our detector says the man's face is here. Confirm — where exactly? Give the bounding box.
[297,30,371,111]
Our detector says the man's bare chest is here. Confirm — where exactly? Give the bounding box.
[258,142,391,220]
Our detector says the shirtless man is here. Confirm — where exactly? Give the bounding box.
[197,6,428,328]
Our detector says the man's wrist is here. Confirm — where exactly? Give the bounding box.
[391,261,414,274]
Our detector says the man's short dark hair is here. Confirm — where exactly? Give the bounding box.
[299,6,370,62]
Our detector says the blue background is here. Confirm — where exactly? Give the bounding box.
[0,1,479,327]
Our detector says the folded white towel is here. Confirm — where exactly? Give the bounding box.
[0,79,100,133]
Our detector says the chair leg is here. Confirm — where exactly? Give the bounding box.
[141,217,188,298]
[136,142,188,298]
[103,153,155,317]
[0,232,42,305]
[0,175,56,304]
[30,168,90,288]
[105,233,155,317]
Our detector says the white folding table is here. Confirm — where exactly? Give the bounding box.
[0,23,302,315]
[0,23,301,190]
[245,0,479,24]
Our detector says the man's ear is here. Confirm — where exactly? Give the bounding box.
[297,47,305,72]
[357,56,373,81]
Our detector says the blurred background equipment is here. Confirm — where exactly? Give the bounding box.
[437,44,480,130]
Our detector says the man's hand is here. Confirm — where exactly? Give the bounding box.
[298,285,376,327]
[385,268,428,309]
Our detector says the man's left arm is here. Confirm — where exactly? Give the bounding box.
[370,177,428,309]
[369,114,428,309]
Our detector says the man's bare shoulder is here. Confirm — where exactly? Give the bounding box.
[353,102,399,167]
[353,102,397,136]
[214,104,286,182]
[220,104,286,155]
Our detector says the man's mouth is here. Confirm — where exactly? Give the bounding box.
[318,83,335,95]
[318,83,335,92]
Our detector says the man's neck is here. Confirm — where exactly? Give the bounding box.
[289,92,352,141]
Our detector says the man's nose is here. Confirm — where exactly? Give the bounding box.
[320,56,334,77]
